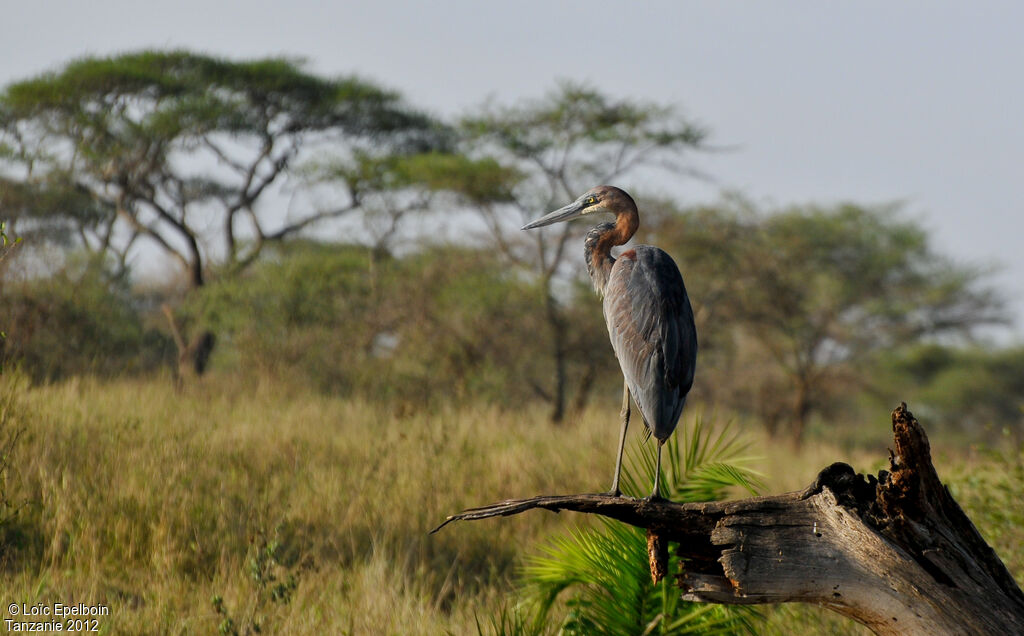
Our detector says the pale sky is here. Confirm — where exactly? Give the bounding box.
[3,1,1023,337]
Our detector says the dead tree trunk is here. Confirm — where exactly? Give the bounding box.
[433,404,1024,635]
[161,304,216,380]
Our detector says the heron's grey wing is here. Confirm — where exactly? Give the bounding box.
[603,246,697,441]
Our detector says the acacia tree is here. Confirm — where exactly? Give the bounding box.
[445,83,709,422]
[649,199,1008,445]
[0,50,443,375]
[0,177,109,267]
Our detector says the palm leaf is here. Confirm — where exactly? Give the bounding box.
[515,414,764,635]
[620,414,763,500]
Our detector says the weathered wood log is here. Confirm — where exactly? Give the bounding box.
[433,404,1024,635]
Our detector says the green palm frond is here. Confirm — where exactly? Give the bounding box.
[476,600,546,636]
[676,462,762,502]
[516,414,764,635]
[620,414,764,501]
[525,522,651,633]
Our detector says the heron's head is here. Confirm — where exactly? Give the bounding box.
[521,185,636,230]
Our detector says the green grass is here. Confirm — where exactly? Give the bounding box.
[0,372,1019,634]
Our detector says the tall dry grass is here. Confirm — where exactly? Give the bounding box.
[0,372,1016,634]
[0,372,653,633]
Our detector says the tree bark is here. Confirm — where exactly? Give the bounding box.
[543,287,568,424]
[791,374,811,446]
[433,404,1024,635]
[161,304,216,380]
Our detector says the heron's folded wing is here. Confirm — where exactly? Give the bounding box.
[603,247,697,440]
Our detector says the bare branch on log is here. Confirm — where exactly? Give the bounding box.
[434,404,1024,636]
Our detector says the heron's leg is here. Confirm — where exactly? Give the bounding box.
[651,439,665,499]
[608,379,630,496]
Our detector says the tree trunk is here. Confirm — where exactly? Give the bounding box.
[161,304,216,380]
[568,361,598,419]
[434,404,1024,635]
[543,289,568,424]
[790,374,812,447]
[179,330,216,377]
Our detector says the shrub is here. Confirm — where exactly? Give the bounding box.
[1,259,172,381]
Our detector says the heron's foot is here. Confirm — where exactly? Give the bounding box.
[643,493,669,503]
[604,488,624,498]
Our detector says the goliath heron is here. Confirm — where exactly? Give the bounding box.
[523,186,697,499]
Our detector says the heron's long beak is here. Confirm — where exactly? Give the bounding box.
[521,200,587,230]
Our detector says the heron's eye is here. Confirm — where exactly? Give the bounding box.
[586,197,596,204]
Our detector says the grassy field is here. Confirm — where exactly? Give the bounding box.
[0,373,1019,634]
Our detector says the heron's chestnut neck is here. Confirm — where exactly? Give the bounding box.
[584,210,639,296]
